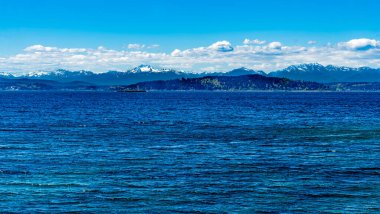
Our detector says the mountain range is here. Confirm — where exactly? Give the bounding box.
[0,65,264,86]
[268,63,380,83]
[2,71,380,92]
[2,63,380,85]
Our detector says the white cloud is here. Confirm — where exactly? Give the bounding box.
[2,38,380,75]
[308,40,317,45]
[268,42,282,50]
[127,43,159,50]
[147,44,160,49]
[338,38,380,51]
[171,49,182,57]
[208,41,234,52]
[24,45,58,52]
[243,39,266,45]
[127,44,145,50]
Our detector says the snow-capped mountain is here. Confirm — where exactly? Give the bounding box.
[25,71,50,77]
[2,65,201,85]
[279,63,325,73]
[25,69,94,78]
[269,63,380,82]
[0,65,264,85]
[129,64,170,73]
[0,72,14,78]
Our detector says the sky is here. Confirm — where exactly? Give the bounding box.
[1,0,380,74]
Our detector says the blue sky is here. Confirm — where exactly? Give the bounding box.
[1,0,380,73]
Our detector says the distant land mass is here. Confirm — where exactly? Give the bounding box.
[2,63,380,85]
[0,78,99,91]
[2,73,380,92]
[115,75,328,91]
[327,82,380,91]
[2,63,380,91]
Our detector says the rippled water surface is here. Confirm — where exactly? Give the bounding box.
[0,91,379,213]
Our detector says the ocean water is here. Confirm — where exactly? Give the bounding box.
[0,91,379,213]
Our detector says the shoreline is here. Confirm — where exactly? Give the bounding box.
[2,89,380,93]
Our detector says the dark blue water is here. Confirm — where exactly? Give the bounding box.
[0,91,379,213]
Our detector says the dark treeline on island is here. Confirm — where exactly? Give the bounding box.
[117,75,327,91]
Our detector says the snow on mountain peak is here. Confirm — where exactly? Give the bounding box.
[0,72,14,77]
[284,63,325,72]
[130,65,166,73]
[26,71,50,77]
[22,69,95,77]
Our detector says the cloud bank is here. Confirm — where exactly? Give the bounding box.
[338,38,380,51]
[1,38,380,74]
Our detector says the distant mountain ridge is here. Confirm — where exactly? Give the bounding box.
[1,63,380,84]
[0,78,99,91]
[6,65,199,86]
[269,63,380,82]
[220,67,266,76]
[0,65,264,85]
